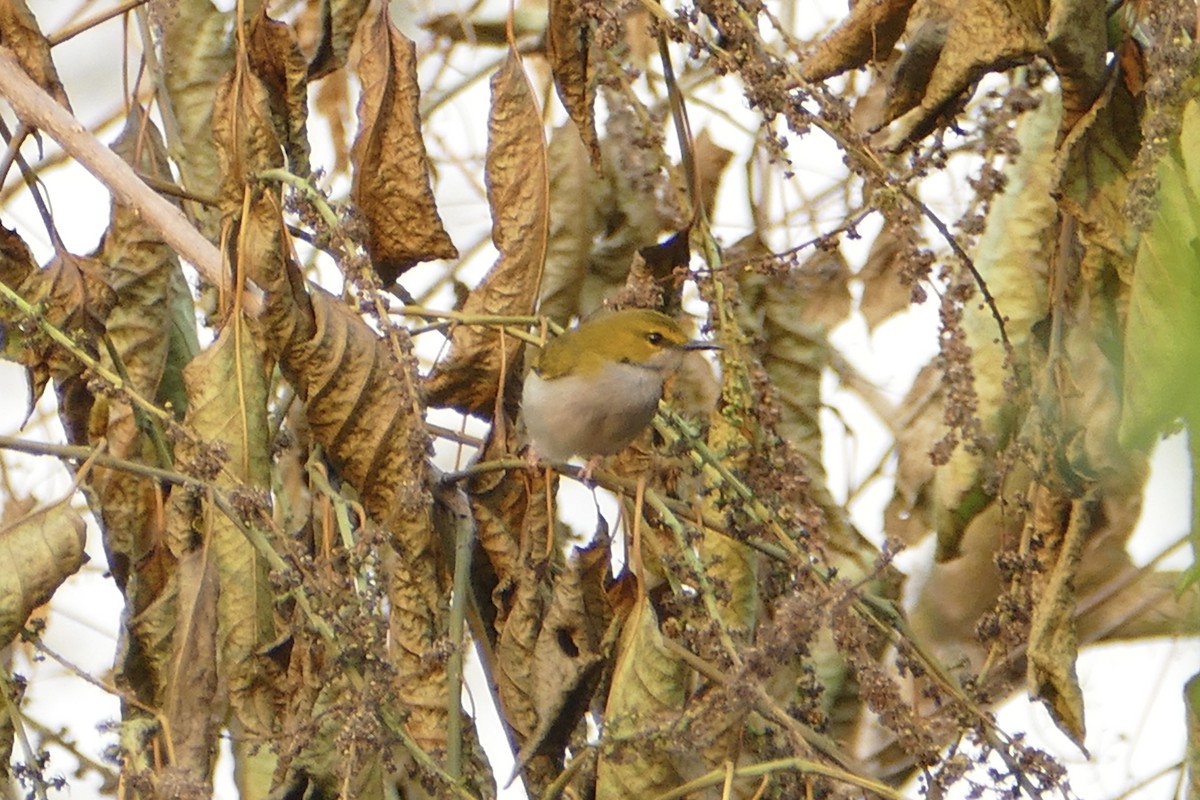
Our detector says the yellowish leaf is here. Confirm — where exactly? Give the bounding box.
[0,504,87,647]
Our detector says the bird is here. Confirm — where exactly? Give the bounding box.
[521,308,719,478]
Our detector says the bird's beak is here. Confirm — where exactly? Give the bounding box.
[683,340,721,351]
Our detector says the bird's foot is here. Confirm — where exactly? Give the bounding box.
[578,455,603,485]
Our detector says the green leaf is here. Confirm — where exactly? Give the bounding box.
[1120,97,1200,580]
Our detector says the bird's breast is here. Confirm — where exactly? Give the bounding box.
[522,361,667,461]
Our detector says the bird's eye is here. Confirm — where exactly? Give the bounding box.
[646,331,664,345]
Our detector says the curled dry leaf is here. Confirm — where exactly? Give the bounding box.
[538,121,606,324]
[351,5,457,283]
[882,0,1045,147]
[7,252,115,443]
[177,316,277,789]
[547,0,600,168]
[304,0,370,79]
[861,0,1102,146]
[0,504,87,647]
[213,42,285,218]
[425,47,548,419]
[516,546,609,774]
[0,0,70,109]
[0,222,35,289]
[88,107,186,609]
[161,0,236,237]
[1026,491,1090,750]
[1045,0,1108,132]
[800,0,918,82]
[247,10,312,178]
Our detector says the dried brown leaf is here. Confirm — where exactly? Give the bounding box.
[538,121,607,323]
[178,316,278,789]
[547,0,600,168]
[8,252,114,442]
[515,549,607,773]
[351,5,457,283]
[693,129,733,222]
[1045,0,1107,132]
[281,288,428,527]
[858,221,915,332]
[305,0,370,79]
[163,546,220,782]
[213,50,285,217]
[468,425,545,607]
[883,0,1045,147]
[86,108,185,619]
[1026,492,1088,749]
[0,222,35,289]
[247,10,312,177]
[0,0,70,109]
[161,0,236,237]
[0,504,86,647]
[801,0,918,81]
[425,48,547,418]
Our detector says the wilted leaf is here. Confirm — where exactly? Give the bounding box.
[931,89,1059,559]
[0,0,70,109]
[596,596,688,799]
[1055,78,1141,279]
[351,5,457,283]
[497,568,549,754]
[538,121,607,323]
[516,546,608,771]
[213,47,285,218]
[1119,95,1200,574]
[247,9,312,177]
[881,0,1045,147]
[162,545,220,782]
[425,47,547,418]
[693,129,733,223]
[87,106,188,658]
[801,0,918,81]
[177,315,277,792]
[0,222,35,290]
[547,0,600,168]
[467,424,546,613]
[162,0,236,237]
[305,0,370,79]
[1045,0,1107,132]
[858,220,916,332]
[8,252,115,442]
[0,504,87,647]
[1026,491,1088,749]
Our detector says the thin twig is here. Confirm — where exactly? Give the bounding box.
[0,46,253,313]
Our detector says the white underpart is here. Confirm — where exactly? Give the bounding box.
[521,356,677,461]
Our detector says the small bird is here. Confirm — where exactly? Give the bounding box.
[521,308,719,476]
